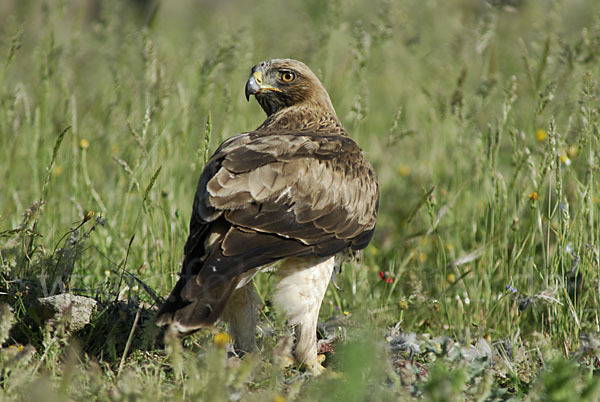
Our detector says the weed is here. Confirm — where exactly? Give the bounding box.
[1,0,600,399]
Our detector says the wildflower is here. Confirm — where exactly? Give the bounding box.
[560,153,571,166]
[446,273,456,284]
[535,129,547,142]
[79,138,90,149]
[214,332,231,348]
[53,165,63,177]
[343,310,349,316]
[567,145,577,158]
[317,354,326,364]
[528,192,539,202]
[84,210,95,222]
[397,165,410,177]
[506,284,517,294]
[378,271,394,283]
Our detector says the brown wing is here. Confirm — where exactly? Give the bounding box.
[156,131,379,331]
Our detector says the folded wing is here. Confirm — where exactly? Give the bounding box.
[156,131,379,331]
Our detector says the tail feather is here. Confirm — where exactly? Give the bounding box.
[156,224,314,334]
[156,249,241,333]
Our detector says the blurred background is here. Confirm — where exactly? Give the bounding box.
[0,0,600,397]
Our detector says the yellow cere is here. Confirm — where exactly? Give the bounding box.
[252,71,263,85]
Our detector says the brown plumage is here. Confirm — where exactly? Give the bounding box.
[156,59,379,374]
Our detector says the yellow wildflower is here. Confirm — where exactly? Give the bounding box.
[52,165,63,177]
[84,210,95,222]
[397,165,410,177]
[214,332,231,349]
[528,192,539,201]
[79,138,90,149]
[446,273,456,284]
[535,129,547,142]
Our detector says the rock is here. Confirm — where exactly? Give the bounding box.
[33,293,97,332]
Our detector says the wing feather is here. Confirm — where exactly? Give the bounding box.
[200,132,378,251]
[157,131,378,332]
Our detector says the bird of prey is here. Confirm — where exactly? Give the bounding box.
[156,58,379,374]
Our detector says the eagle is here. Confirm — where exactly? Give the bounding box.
[156,59,379,374]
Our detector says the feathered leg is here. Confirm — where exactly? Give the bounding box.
[273,256,335,375]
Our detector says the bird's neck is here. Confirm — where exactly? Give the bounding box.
[256,105,345,134]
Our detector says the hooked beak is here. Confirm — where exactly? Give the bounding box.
[245,73,260,101]
[245,70,281,101]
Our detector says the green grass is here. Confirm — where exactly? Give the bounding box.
[1,0,600,400]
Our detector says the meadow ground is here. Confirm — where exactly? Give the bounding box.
[1,0,600,400]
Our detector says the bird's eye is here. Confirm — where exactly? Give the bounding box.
[281,71,295,83]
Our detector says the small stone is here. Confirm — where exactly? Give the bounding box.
[33,293,97,332]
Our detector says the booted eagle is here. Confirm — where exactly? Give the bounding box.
[156,59,379,374]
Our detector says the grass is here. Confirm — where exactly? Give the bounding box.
[1,0,600,400]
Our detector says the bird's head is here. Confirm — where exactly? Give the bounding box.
[245,59,335,117]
